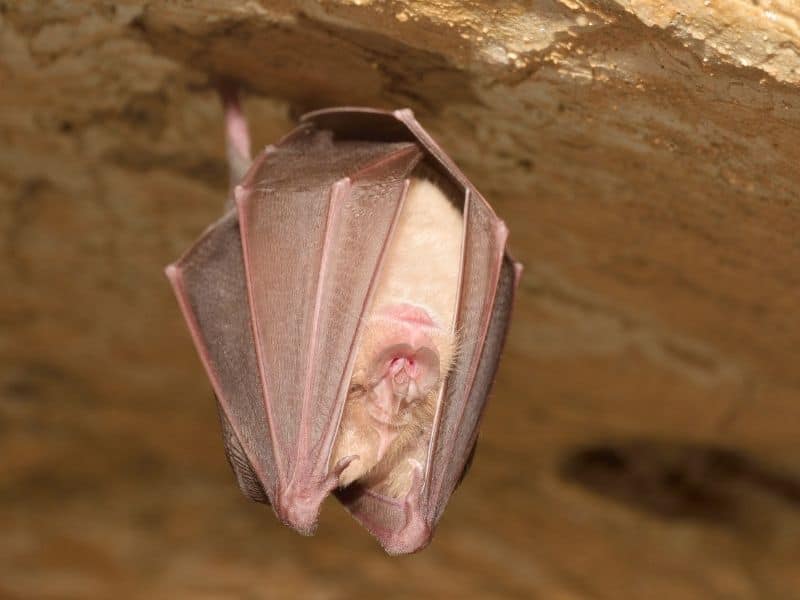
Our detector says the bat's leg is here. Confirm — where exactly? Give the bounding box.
[218,82,252,190]
[387,459,430,555]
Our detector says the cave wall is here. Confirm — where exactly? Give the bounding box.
[1,1,799,598]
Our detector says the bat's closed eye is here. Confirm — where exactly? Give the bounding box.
[348,383,366,395]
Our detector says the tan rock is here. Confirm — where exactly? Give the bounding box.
[1,1,799,598]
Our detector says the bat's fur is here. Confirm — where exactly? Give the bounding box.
[332,178,463,497]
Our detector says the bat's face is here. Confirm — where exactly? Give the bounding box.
[352,305,441,427]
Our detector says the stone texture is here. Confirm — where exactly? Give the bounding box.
[1,1,799,598]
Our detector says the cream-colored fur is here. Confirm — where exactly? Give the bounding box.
[332,178,463,497]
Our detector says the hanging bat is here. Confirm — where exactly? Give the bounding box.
[165,87,521,555]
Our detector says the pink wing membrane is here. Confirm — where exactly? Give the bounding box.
[427,190,507,522]
[166,210,279,504]
[307,108,519,554]
[236,130,421,531]
[431,251,518,525]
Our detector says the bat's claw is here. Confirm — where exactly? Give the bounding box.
[335,454,359,474]
[330,454,359,486]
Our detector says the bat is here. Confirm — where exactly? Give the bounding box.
[165,87,521,555]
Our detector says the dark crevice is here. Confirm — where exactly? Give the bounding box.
[562,441,800,525]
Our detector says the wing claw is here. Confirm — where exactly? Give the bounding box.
[331,454,359,485]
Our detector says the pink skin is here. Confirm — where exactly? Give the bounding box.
[218,84,252,187]
[362,304,440,460]
[225,98,251,163]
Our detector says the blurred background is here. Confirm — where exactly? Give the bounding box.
[2,1,800,598]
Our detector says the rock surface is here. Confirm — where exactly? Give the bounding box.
[1,1,799,598]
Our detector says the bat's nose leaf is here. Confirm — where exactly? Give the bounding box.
[367,344,440,424]
[373,344,440,396]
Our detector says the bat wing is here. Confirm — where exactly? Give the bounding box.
[168,126,422,534]
[303,108,522,554]
[167,208,278,505]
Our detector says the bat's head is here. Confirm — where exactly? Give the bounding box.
[332,302,453,489]
[355,303,452,428]
[363,342,438,429]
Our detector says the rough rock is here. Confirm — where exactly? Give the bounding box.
[1,1,799,598]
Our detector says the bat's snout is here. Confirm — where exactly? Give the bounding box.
[367,345,439,425]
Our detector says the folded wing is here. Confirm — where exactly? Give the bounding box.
[302,108,521,554]
[168,127,422,533]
